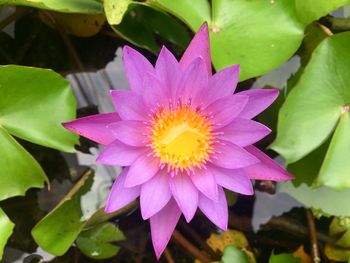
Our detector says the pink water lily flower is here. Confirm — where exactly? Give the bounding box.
[63,23,292,259]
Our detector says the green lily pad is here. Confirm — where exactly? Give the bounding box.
[0,208,14,260]
[287,139,330,187]
[0,0,103,14]
[104,0,131,25]
[280,182,350,217]
[0,66,78,152]
[32,170,94,256]
[271,32,350,188]
[76,222,125,259]
[317,113,350,189]
[269,252,300,263]
[0,66,77,200]
[113,4,190,54]
[149,0,211,31]
[220,245,250,263]
[295,0,350,25]
[149,0,305,80]
[329,217,350,247]
[0,127,47,201]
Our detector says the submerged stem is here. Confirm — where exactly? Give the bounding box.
[306,209,321,263]
[172,230,211,263]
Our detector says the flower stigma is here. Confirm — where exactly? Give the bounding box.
[149,103,214,175]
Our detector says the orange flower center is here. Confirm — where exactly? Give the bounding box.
[150,105,214,174]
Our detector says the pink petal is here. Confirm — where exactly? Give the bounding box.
[198,186,228,230]
[244,146,293,181]
[169,174,198,222]
[63,113,120,145]
[110,90,147,121]
[150,199,181,259]
[108,120,146,147]
[124,154,160,187]
[142,72,169,108]
[209,165,254,195]
[96,140,146,166]
[205,95,248,129]
[211,141,259,169]
[140,171,171,219]
[217,118,271,147]
[104,168,140,213]
[203,65,240,106]
[155,46,181,99]
[123,46,154,94]
[191,168,218,201]
[176,57,208,107]
[237,89,279,119]
[180,23,211,76]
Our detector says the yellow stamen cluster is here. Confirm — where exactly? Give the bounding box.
[149,105,214,174]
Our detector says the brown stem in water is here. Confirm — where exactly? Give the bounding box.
[164,248,175,263]
[179,220,221,260]
[172,229,211,263]
[306,209,321,263]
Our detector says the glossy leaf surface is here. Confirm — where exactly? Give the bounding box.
[76,222,124,259]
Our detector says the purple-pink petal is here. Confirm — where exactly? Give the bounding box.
[105,168,140,213]
[205,95,249,129]
[180,23,211,76]
[177,57,208,106]
[155,46,181,99]
[198,186,228,231]
[217,118,271,147]
[244,145,293,181]
[124,154,160,187]
[63,112,120,145]
[123,46,154,94]
[237,88,279,119]
[191,168,218,201]
[203,65,240,106]
[96,140,145,166]
[150,199,181,259]
[110,90,147,121]
[108,120,146,147]
[209,165,254,195]
[169,174,198,222]
[142,72,169,108]
[140,171,171,219]
[211,141,260,169]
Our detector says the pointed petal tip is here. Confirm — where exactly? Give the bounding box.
[150,199,181,261]
[261,88,279,103]
[180,21,211,75]
[245,145,294,181]
[153,241,167,260]
[217,220,228,231]
[158,45,179,65]
[155,250,162,261]
[62,120,73,130]
[268,88,280,99]
[238,88,280,119]
[243,186,255,196]
[122,45,133,54]
[104,205,113,214]
[109,89,115,96]
[141,210,149,220]
[184,213,194,223]
[279,171,294,181]
[199,21,209,32]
